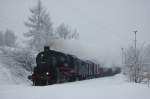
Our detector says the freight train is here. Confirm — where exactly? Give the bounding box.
[28,46,120,86]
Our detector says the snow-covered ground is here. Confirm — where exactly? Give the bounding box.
[0,74,150,99]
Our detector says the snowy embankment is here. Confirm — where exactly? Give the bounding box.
[0,74,150,99]
[0,64,30,85]
[0,47,32,85]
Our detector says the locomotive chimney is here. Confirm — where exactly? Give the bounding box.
[44,46,50,52]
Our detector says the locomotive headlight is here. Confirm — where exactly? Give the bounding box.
[70,70,74,73]
[64,63,68,67]
[46,72,49,75]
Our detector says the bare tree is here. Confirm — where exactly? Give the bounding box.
[0,30,4,46]
[24,0,54,51]
[124,46,145,83]
[56,23,79,39]
[141,45,150,84]
[4,29,17,47]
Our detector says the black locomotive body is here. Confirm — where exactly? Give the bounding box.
[28,46,120,86]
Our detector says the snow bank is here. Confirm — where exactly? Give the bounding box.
[0,63,31,85]
[0,74,150,99]
[0,64,14,85]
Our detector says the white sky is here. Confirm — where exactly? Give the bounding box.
[0,0,150,66]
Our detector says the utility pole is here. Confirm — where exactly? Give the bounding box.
[121,48,124,65]
[124,48,127,64]
[134,31,137,56]
[133,30,137,62]
[133,30,137,82]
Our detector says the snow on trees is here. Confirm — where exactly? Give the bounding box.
[0,29,35,83]
[24,0,79,52]
[24,0,54,51]
[123,45,150,83]
[123,46,142,83]
[0,47,35,72]
[142,45,150,84]
[0,47,35,84]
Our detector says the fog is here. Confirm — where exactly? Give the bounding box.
[0,0,150,66]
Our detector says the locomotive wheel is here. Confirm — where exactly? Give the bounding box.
[75,76,80,81]
[68,76,76,82]
[48,78,57,85]
[33,79,47,86]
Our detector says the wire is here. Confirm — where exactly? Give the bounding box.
[62,0,127,45]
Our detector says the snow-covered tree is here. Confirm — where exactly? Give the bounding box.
[0,47,35,72]
[0,30,4,46]
[24,0,54,51]
[123,46,145,83]
[0,47,35,84]
[142,45,150,83]
[56,23,79,39]
[12,49,35,72]
[4,29,17,47]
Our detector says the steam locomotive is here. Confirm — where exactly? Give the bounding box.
[28,46,120,86]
